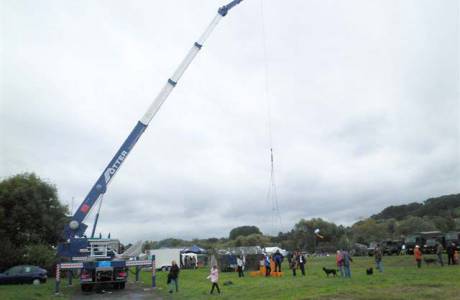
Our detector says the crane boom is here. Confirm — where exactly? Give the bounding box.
[60,0,244,254]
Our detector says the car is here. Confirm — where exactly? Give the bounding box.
[0,265,47,285]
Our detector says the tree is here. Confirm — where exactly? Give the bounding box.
[395,216,436,236]
[142,240,159,252]
[229,226,262,240]
[0,173,68,270]
[234,234,271,247]
[351,219,387,244]
[291,218,343,252]
[371,202,422,220]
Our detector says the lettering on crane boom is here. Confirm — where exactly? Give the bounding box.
[104,151,128,184]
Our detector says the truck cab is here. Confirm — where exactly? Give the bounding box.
[444,231,460,251]
[381,240,402,256]
[404,234,423,255]
[420,231,444,254]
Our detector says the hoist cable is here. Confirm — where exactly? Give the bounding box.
[260,0,282,235]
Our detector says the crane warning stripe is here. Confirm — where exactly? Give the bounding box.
[60,263,84,269]
[126,260,152,266]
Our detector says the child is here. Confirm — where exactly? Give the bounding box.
[207,265,220,294]
[264,254,271,277]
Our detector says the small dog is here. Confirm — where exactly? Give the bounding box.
[366,267,373,275]
[322,267,338,277]
[424,258,437,265]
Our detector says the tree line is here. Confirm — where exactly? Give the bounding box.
[143,194,460,253]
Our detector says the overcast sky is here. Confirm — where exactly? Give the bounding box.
[1,0,459,243]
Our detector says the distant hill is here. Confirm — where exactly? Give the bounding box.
[371,194,460,220]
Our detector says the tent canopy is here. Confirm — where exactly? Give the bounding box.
[182,244,206,254]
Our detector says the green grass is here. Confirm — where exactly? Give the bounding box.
[147,255,460,300]
[0,278,74,300]
[1,255,459,299]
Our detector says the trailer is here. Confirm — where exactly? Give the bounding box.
[147,249,182,271]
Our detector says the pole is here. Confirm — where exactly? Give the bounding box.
[91,195,104,238]
[135,266,140,282]
[68,270,73,286]
[151,255,156,288]
[54,263,61,294]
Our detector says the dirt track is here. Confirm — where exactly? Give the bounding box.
[70,281,163,300]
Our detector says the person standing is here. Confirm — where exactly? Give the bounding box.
[414,245,422,268]
[184,256,189,269]
[436,242,444,267]
[342,250,353,278]
[264,254,271,277]
[374,244,384,272]
[192,256,197,269]
[274,250,283,272]
[447,243,455,265]
[167,260,180,293]
[290,252,298,276]
[336,250,344,277]
[207,265,221,294]
[237,256,244,277]
[297,252,306,276]
[401,244,406,255]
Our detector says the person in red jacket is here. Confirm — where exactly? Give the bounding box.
[414,245,422,268]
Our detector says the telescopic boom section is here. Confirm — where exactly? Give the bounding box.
[66,0,244,239]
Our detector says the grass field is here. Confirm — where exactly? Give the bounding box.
[1,255,459,299]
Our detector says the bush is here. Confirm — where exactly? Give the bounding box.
[22,244,57,271]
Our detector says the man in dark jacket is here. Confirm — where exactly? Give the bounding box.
[342,250,353,278]
[168,261,180,293]
[274,250,283,272]
[447,243,455,265]
[296,251,306,276]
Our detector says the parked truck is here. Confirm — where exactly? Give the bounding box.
[381,240,403,256]
[404,234,423,255]
[421,231,444,254]
[444,231,460,251]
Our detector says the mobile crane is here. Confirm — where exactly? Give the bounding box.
[56,0,244,292]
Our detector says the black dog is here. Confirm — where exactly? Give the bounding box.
[322,267,338,277]
[424,258,437,265]
[366,267,373,275]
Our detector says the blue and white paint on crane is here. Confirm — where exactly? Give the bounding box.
[60,0,245,257]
